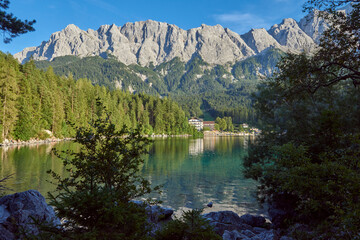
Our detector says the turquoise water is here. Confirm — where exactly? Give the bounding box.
[0,136,265,216]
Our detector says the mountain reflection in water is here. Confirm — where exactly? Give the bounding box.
[0,136,265,217]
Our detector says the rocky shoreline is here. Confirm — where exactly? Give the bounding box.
[149,134,192,138]
[204,131,259,137]
[0,190,296,240]
[0,133,258,148]
[0,134,195,148]
[0,137,74,147]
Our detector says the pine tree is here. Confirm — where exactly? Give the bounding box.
[0,0,36,43]
[0,54,19,141]
[13,74,34,140]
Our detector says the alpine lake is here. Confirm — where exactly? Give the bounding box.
[0,136,265,217]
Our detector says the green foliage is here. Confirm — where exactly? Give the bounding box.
[244,1,360,237]
[35,56,161,95]
[0,52,196,141]
[245,72,360,236]
[232,47,285,81]
[215,116,234,132]
[44,102,158,239]
[280,2,360,94]
[155,209,221,240]
[0,53,19,140]
[155,57,185,92]
[34,49,286,125]
[0,0,36,43]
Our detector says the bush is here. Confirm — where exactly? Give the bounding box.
[41,101,159,239]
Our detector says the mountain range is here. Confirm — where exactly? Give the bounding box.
[14,10,327,66]
[12,10,331,123]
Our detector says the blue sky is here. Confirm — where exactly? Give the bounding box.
[2,0,306,55]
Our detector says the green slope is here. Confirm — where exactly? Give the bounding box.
[34,48,286,124]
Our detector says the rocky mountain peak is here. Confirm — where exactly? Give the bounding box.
[64,24,81,33]
[14,14,326,65]
[268,18,316,51]
[299,9,329,44]
[241,28,283,54]
[281,18,298,27]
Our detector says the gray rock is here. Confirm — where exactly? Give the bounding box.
[131,200,173,223]
[241,28,285,54]
[0,225,14,240]
[14,14,325,66]
[145,205,174,223]
[268,18,316,52]
[239,214,266,227]
[241,229,256,238]
[14,21,255,66]
[207,201,213,208]
[299,10,329,44]
[204,211,244,226]
[130,201,174,235]
[203,211,253,235]
[280,236,294,240]
[249,229,276,240]
[222,230,249,240]
[252,227,267,234]
[0,190,60,240]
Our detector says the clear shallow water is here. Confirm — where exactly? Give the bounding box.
[0,136,265,216]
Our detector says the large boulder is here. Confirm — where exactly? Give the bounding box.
[131,200,174,223]
[0,190,60,240]
[222,229,281,240]
[131,200,174,234]
[203,211,253,235]
[239,214,266,228]
[144,205,174,223]
[222,230,248,240]
[253,229,277,240]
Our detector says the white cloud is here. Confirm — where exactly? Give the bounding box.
[214,12,270,34]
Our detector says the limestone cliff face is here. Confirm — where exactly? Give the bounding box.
[268,18,316,52]
[299,10,329,44]
[14,13,327,65]
[241,28,285,54]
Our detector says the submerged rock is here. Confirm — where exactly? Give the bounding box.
[0,190,60,240]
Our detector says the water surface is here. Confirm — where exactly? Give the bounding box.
[0,136,265,216]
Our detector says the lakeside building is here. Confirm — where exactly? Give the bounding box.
[203,121,215,131]
[250,128,261,134]
[188,118,203,131]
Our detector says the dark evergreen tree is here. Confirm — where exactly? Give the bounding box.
[0,54,19,141]
[0,0,36,43]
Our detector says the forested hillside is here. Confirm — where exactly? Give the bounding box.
[34,48,285,124]
[0,52,197,142]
